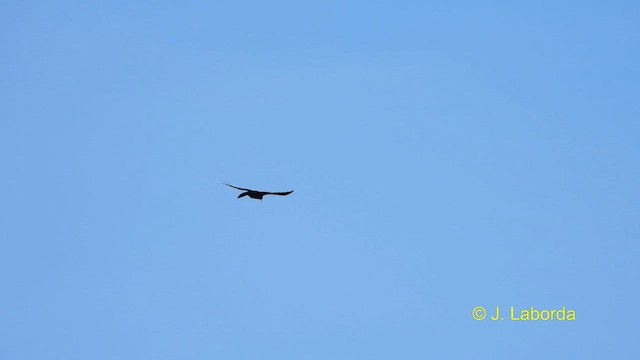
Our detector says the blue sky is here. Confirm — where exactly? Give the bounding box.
[2,1,639,359]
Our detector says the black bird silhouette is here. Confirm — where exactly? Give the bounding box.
[224,183,294,201]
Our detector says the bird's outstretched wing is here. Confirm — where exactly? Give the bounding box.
[264,190,294,196]
[224,183,253,191]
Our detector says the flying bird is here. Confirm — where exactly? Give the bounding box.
[224,183,294,201]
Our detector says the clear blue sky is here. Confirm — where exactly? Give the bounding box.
[2,1,639,359]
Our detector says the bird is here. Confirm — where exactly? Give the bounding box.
[224,183,294,201]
